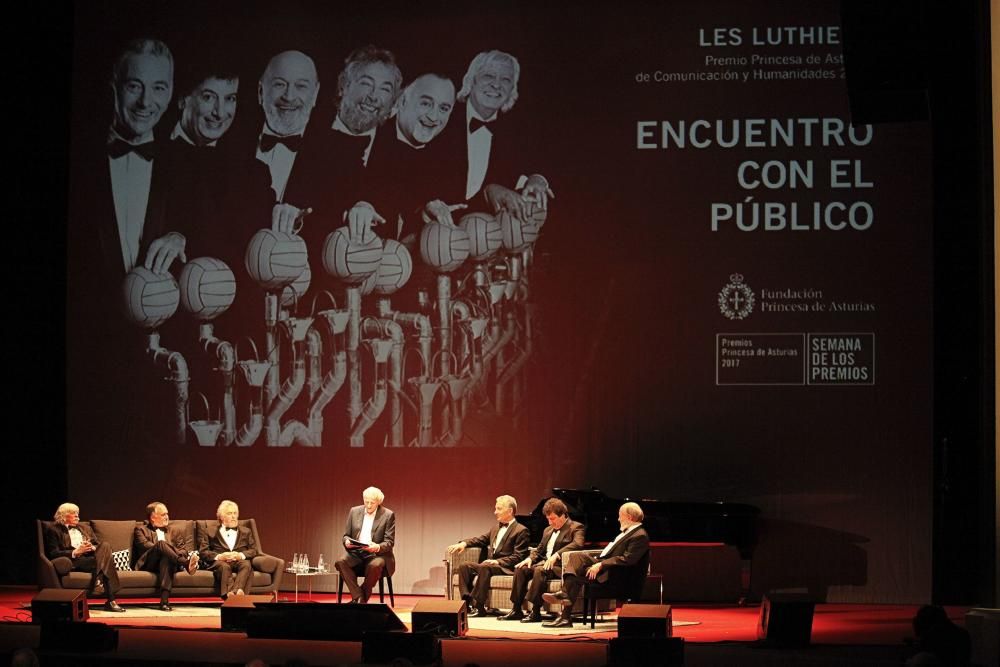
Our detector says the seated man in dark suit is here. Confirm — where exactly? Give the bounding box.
[334,486,395,604]
[43,503,125,612]
[446,495,530,617]
[198,499,257,598]
[499,497,585,623]
[542,501,649,628]
[133,502,198,611]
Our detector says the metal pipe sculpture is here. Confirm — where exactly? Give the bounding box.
[146,332,189,444]
[198,322,236,445]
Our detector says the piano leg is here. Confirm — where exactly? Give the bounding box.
[739,557,753,606]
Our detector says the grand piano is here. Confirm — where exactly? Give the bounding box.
[516,487,761,603]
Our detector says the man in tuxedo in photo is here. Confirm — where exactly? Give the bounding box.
[443,50,554,219]
[334,486,396,604]
[287,45,403,252]
[499,497,585,623]
[542,502,650,628]
[132,502,199,611]
[43,503,125,612]
[198,500,257,598]
[362,72,464,245]
[103,37,187,280]
[446,495,530,617]
[254,50,321,234]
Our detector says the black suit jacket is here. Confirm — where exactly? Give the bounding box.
[44,522,100,561]
[362,127,454,243]
[436,102,526,206]
[462,520,531,573]
[198,522,258,563]
[133,521,193,570]
[594,525,650,584]
[530,519,586,565]
[343,505,396,571]
[282,126,369,258]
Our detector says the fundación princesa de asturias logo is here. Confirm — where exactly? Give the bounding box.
[718,273,755,320]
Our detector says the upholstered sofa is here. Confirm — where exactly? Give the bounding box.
[36,518,284,598]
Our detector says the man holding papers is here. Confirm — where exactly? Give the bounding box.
[334,487,396,603]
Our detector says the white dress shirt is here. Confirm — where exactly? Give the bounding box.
[256,125,302,202]
[358,510,376,544]
[599,523,642,558]
[465,104,496,200]
[109,128,155,272]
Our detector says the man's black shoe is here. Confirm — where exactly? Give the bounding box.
[103,600,126,613]
[467,606,486,617]
[498,610,524,621]
[520,612,543,623]
[158,603,173,612]
[542,615,573,628]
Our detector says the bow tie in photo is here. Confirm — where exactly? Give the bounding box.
[469,117,496,134]
[259,133,303,153]
[107,138,156,161]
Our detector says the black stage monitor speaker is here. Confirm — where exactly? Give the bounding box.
[221,594,274,631]
[410,598,468,637]
[757,593,815,647]
[618,603,672,638]
[32,588,89,624]
[245,602,405,641]
[40,622,118,652]
[608,636,684,666]
[362,630,441,665]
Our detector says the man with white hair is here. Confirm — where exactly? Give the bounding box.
[334,486,396,604]
[541,502,650,628]
[43,503,125,612]
[446,495,530,617]
[442,49,554,219]
[198,500,258,598]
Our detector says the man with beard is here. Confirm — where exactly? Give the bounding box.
[441,49,554,223]
[286,46,401,249]
[199,500,258,599]
[44,503,125,612]
[132,502,199,611]
[254,50,321,235]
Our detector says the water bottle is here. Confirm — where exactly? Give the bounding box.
[303,554,311,572]
[292,553,299,572]
[317,553,326,573]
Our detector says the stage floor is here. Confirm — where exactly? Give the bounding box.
[0,586,971,666]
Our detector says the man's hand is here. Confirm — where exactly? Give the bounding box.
[586,562,603,580]
[345,201,385,245]
[520,174,555,210]
[543,555,559,571]
[72,540,95,558]
[363,542,380,553]
[482,559,499,567]
[422,200,467,227]
[143,232,186,275]
[271,203,311,234]
[446,542,466,555]
[217,551,242,562]
[484,184,528,222]
[515,557,532,569]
